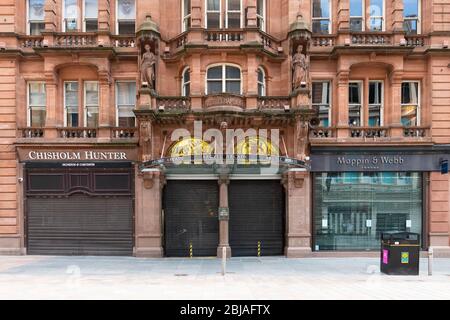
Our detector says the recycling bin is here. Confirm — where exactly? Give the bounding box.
[380,232,420,275]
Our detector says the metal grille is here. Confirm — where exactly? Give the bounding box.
[229,180,285,256]
[27,195,133,256]
[164,180,219,257]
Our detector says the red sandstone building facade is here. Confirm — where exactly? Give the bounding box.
[0,0,449,257]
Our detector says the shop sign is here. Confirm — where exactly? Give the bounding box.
[18,149,137,162]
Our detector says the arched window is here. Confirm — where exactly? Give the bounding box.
[257,67,266,96]
[206,64,241,95]
[182,67,191,97]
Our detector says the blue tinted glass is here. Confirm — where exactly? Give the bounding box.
[350,0,363,16]
[312,0,330,18]
[404,0,419,17]
[370,0,383,15]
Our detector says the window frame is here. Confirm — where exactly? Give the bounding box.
[116,0,136,35]
[63,81,80,127]
[82,0,98,32]
[182,0,192,32]
[26,0,46,35]
[115,80,137,127]
[257,67,266,97]
[312,80,332,128]
[401,81,421,127]
[349,0,365,32]
[225,0,243,29]
[311,0,332,35]
[205,63,242,95]
[83,81,99,127]
[348,80,364,127]
[27,81,46,127]
[403,0,421,34]
[181,67,191,97]
[205,0,222,29]
[368,0,385,32]
[62,0,81,32]
[256,0,266,32]
[368,80,384,127]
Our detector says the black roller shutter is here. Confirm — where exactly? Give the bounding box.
[229,180,285,256]
[27,195,133,256]
[164,180,219,257]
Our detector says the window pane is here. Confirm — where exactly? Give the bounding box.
[369,105,381,126]
[86,106,99,127]
[65,19,78,31]
[207,66,223,79]
[228,0,240,11]
[84,0,98,18]
[313,172,423,251]
[184,0,191,16]
[29,0,45,20]
[65,82,78,106]
[118,21,135,34]
[257,0,264,15]
[85,82,99,106]
[312,0,330,18]
[404,20,418,34]
[312,82,329,104]
[207,81,222,94]
[118,105,135,127]
[207,12,220,28]
[401,82,418,104]
[350,0,363,17]
[402,105,418,126]
[318,105,330,127]
[226,80,241,94]
[349,105,361,126]
[348,83,361,104]
[258,83,264,96]
[227,12,241,28]
[369,17,383,31]
[207,0,220,10]
[404,0,419,18]
[183,69,190,83]
[85,19,98,32]
[312,20,330,34]
[30,22,45,35]
[183,83,190,96]
[118,0,136,19]
[226,66,240,79]
[29,83,46,106]
[350,18,363,32]
[117,82,136,105]
[66,107,79,127]
[64,0,78,19]
[30,107,46,127]
[369,82,382,105]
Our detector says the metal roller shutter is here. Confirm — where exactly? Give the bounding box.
[164,180,219,257]
[27,195,133,256]
[229,180,285,256]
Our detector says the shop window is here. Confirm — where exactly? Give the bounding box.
[369,0,384,31]
[116,81,136,127]
[117,0,136,34]
[256,0,266,31]
[312,0,331,34]
[84,81,99,127]
[368,81,383,127]
[182,67,191,97]
[349,0,364,31]
[348,82,362,126]
[182,0,192,32]
[206,65,241,95]
[257,67,266,97]
[27,0,45,35]
[28,174,64,191]
[28,82,46,127]
[313,172,423,251]
[95,174,130,191]
[312,81,331,127]
[64,81,79,127]
[404,0,420,34]
[401,82,420,127]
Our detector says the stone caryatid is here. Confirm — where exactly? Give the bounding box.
[292,44,310,90]
[296,119,309,161]
[140,44,157,89]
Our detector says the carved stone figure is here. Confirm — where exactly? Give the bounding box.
[140,44,157,89]
[292,44,309,90]
[296,119,309,161]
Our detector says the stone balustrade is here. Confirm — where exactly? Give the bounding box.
[156,96,191,111]
[258,97,291,110]
[18,128,44,138]
[58,127,98,138]
[55,33,98,47]
[351,33,393,45]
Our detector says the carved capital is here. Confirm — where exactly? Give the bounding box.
[337,70,350,85]
[389,70,404,85]
[140,170,165,190]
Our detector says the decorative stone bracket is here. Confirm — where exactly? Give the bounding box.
[139,170,165,190]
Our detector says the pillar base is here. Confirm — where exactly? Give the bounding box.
[285,246,312,258]
[0,237,23,255]
[217,245,231,258]
[429,246,450,258]
[134,247,163,258]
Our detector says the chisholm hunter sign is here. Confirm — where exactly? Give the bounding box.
[311,153,449,172]
[18,149,137,162]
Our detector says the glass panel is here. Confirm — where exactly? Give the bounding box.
[227,12,241,28]
[207,12,220,28]
[184,0,191,16]
[84,0,98,18]
[402,82,419,104]
[118,106,135,127]
[86,106,99,127]
[257,0,264,15]
[312,82,329,104]
[117,0,136,19]
[350,18,363,32]
[64,0,78,18]
[369,82,382,105]
[30,22,45,35]
[85,82,99,106]
[313,172,423,251]
[258,83,264,96]
[312,0,330,18]
[318,105,330,127]
[183,69,190,83]
[117,82,136,105]
[118,21,135,34]
[369,17,383,31]
[312,20,330,34]
[207,81,222,94]
[29,83,46,106]
[65,82,78,107]
[404,0,419,18]
[404,19,418,34]
[402,105,418,126]
[30,107,46,127]
[257,69,264,82]
[228,0,240,11]
[207,0,220,10]
[66,106,79,127]
[226,80,241,94]
[29,0,45,20]
[369,105,381,126]
[349,105,361,126]
[207,66,223,79]
[226,66,240,79]
[350,0,363,16]
[183,83,190,96]
[85,19,98,31]
[348,83,361,104]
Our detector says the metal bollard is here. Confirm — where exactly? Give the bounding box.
[189,242,193,258]
[257,241,261,257]
[428,247,433,276]
[221,247,226,276]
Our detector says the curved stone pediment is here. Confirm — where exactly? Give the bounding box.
[203,93,246,112]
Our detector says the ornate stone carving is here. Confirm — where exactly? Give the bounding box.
[296,118,309,161]
[204,93,245,111]
[139,120,152,162]
[140,44,157,89]
[292,44,310,90]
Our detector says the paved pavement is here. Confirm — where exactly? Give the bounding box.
[0,256,449,299]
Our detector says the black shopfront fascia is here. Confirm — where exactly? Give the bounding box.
[309,146,450,251]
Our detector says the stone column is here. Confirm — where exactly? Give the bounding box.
[390,70,404,138]
[44,71,58,138]
[336,70,349,138]
[283,170,312,258]
[217,170,231,258]
[134,169,164,257]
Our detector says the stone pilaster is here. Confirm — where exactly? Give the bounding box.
[246,0,257,28]
[336,70,349,138]
[134,169,165,258]
[389,70,404,137]
[44,71,58,138]
[429,172,450,257]
[283,170,312,258]
[391,0,404,33]
[217,173,231,258]
[98,0,111,32]
[191,0,202,28]
[337,0,350,32]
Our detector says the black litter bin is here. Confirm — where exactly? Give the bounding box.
[380,232,420,275]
